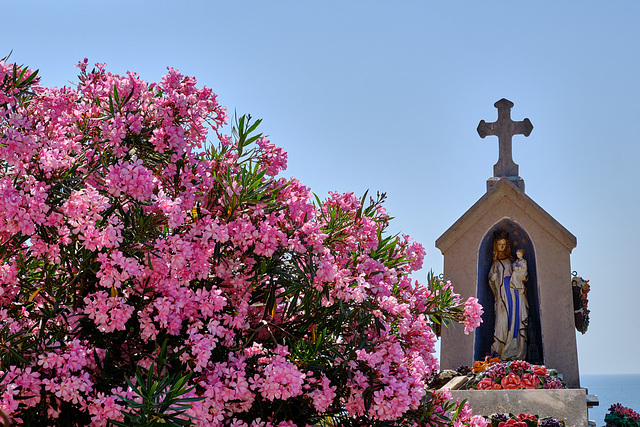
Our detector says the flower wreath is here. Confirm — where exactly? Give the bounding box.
[572,275,590,334]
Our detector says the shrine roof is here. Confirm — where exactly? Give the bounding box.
[435,177,577,254]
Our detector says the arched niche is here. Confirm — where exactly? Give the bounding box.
[474,218,544,364]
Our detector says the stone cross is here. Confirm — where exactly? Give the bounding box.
[477,99,533,178]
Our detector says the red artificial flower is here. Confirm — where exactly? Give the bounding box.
[501,372,522,390]
[521,373,541,389]
[510,360,531,372]
[517,413,538,422]
[531,365,548,376]
[476,377,496,390]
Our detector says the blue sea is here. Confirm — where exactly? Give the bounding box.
[581,374,640,426]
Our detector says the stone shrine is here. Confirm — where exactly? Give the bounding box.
[436,99,581,389]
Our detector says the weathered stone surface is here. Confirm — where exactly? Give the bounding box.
[450,389,589,427]
[439,375,470,391]
[586,394,599,408]
[486,175,525,192]
[430,369,462,390]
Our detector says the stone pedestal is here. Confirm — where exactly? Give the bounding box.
[449,389,589,427]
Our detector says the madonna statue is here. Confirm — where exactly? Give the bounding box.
[488,232,529,360]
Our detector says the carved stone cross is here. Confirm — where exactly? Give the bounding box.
[477,99,533,178]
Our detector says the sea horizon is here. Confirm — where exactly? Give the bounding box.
[580,373,640,426]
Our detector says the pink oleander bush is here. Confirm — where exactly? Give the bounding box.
[466,360,565,391]
[0,56,485,426]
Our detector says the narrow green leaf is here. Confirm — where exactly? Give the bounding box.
[113,84,120,105]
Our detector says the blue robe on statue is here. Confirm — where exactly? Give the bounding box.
[489,257,528,360]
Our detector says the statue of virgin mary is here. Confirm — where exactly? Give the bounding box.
[488,232,528,360]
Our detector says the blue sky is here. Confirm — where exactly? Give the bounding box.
[4,1,639,375]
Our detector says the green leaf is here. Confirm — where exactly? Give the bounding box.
[113,84,120,105]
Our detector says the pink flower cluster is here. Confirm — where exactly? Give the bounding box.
[423,391,488,427]
[421,275,484,337]
[249,346,306,402]
[105,159,158,201]
[463,296,483,335]
[0,58,484,426]
[83,291,135,333]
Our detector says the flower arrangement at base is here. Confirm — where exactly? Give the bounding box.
[487,413,565,427]
[605,404,640,427]
[466,358,566,390]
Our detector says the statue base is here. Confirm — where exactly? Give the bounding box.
[449,389,591,427]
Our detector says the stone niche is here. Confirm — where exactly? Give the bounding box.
[436,176,580,388]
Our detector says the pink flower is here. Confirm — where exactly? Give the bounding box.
[257,136,288,176]
[469,415,490,427]
[250,346,306,401]
[87,392,125,425]
[105,159,158,202]
[308,375,336,413]
[83,292,134,333]
[463,296,484,334]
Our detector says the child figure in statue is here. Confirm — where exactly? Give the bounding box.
[512,249,527,281]
[488,235,529,360]
[505,248,529,360]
